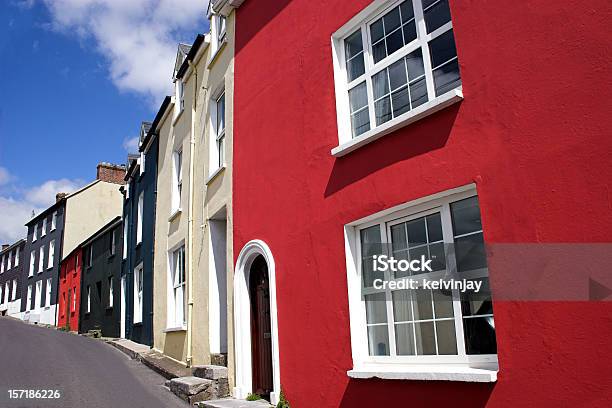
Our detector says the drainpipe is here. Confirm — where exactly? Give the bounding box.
[186,60,198,367]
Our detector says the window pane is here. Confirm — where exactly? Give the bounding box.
[463,316,497,354]
[400,0,414,22]
[385,28,404,57]
[375,96,392,125]
[365,292,387,324]
[351,109,370,137]
[406,218,426,246]
[217,93,225,131]
[347,55,365,82]
[429,29,457,68]
[409,78,428,108]
[388,59,407,91]
[367,325,390,356]
[344,30,363,60]
[395,323,416,355]
[461,278,493,317]
[455,232,487,272]
[402,20,417,44]
[390,224,407,251]
[392,290,413,322]
[433,288,454,318]
[383,7,401,34]
[436,320,458,354]
[415,322,436,355]
[348,82,368,113]
[425,0,451,34]
[372,40,387,64]
[413,288,433,320]
[372,70,389,100]
[433,59,461,96]
[370,20,384,43]
[428,242,446,271]
[406,49,425,80]
[451,196,482,236]
[426,214,443,242]
[361,225,382,256]
[391,86,410,117]
[362,258,384,287]
[408,245,429,274]
[392,249,410,279]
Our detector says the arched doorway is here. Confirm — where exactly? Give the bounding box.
[234,240,280,404]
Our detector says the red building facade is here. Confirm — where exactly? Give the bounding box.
[57,249,82,332]
[232,0,612,407]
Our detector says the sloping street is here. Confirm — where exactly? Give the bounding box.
[0,317,187,408]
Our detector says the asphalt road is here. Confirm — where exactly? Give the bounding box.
[0,317,188,408]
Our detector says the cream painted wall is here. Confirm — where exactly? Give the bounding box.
[62,180,123,259]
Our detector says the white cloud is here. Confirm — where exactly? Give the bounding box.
[122,136,140,153]
[0,167,13,186]
[0,175,85,244]
[39,0,207,104]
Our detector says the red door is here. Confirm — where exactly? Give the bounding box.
[249,255,273,400]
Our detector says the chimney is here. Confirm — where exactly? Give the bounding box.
[56,193,68,202]
[97,162,126,185]
[1,244,9,251]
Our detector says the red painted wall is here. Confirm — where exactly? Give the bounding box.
[233,0,612,406]
[57,250,81,332]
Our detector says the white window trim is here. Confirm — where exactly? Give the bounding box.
[15,247,19,267]
[108,276,114,308]
[331,0,463,157]
[343,184,498,382]
[209,14,228,63]
[139,151,146,176]
[167,244,186,330]
[42,218,47,237]
[209,88,226,176]
[137,192,144,245]
[29,250,35,277]
[33,225,37,242]
[26,285,32,311]
[133,264,144,324]
[51,211,57,231]
[7,252,11,270]
[35,280,42,309]
[45,278,52,308]
[38,247,44,273]
[175,79,185,119]
[48,240,55,269]
[172,150,183,214]
[86,285,91,313]
[12,279,17,301]
[1,255,4,274]
[123,216,129,259]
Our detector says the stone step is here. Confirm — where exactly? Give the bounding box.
[196,398,274,408]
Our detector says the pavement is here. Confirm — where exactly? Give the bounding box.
[0,316,189,408]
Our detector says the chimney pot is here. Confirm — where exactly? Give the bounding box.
[1,244,9,251]
[56,193,68,202]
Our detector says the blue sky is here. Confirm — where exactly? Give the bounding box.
[0,0,207,243]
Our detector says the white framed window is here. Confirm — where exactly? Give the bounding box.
[211,14,227,55]
[36,280,42,308]
[1,255,4,273]
[3,282,8,305]
[42,218,47,236]
[125,181,131,200]
[38,246,44,273]
[172,150,183,213]
[86,245,93,268]
[7,252,11,270]
[137,192,143,244]
[110,228,116,256]
[45,278,52,307]
[133,265,144,324]
[48,240,55,269]
[140,151,146,175]
[168,246,186,328]
[344,185,497,381]
[210,90,226,174]
[11,279,17,301]
[15,247,19,267]
[26,285,32,311]
[72,287,76,312]
[175,78,185,114]
[51,211,57,230]
[108,276,114,307]
[331,0,462,155]
[86,285,91,313]
[29,250,35,277]
[123,216,129,259]
[33,224,38,242]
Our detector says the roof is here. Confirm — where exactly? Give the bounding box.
[139,121,152,145]
[25,197,66,226]
[0,239,26,256]
[138,96,172,154]
[124,154,140,181]
[210,0,245,16]
[175,34,206,80]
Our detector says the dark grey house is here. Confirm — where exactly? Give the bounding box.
[21,199,65,325]
[0,239,26,317]
[121,104,167,345]
[79,217,122,337]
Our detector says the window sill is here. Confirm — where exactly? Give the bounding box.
[163,326,187,333]
[331,88,463,157]
[206,165,226,184]
[173,108,185,126]
[133,322,143,326]
[347,364,497,383]
[169,209,182,222]
[208,39,228,69]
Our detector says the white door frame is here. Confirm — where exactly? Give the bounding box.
[120,275,126,338]
[233,240,281,404]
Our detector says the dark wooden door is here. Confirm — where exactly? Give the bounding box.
[249,256,273,400]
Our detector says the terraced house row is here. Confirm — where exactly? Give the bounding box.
[2,0,610,406]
